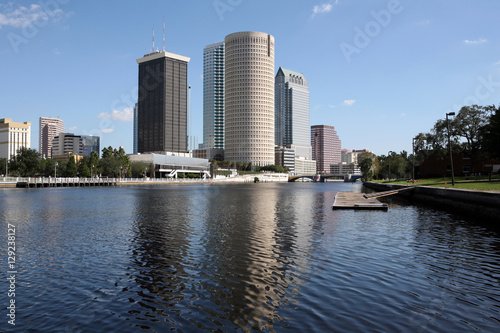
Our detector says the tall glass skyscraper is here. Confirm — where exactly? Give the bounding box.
[275,67,312,160]
[203,42,225,149]
[136,51,190,153]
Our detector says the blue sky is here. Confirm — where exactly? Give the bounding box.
[1,0,499,156]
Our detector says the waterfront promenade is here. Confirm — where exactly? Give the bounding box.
[0,173,290,188]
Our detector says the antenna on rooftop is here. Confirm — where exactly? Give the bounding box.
[163,16,165,51]
[152,24,155,52]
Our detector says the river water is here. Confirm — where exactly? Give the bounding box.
[1,183,499,332]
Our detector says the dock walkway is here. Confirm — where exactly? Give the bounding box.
[332,192,388,210]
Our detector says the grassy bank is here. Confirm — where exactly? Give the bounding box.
[372,176,500,191]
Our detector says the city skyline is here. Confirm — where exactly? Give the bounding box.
[1,1,499,156]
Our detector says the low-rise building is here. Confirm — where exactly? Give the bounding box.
[330,162,361,175]
[275,146,295,172]
[0,118,31,160]
[129,153,210,178]
[295,156,316,175]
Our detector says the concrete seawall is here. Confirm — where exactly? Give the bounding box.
[363,182,500,223]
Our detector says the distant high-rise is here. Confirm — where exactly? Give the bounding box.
[81,135,100,157]
[39,117,64,158]
[51,133,82,157]
[0,118,31,160]
[225,31,275,166]
[203,42,225,149]
[311,125,341,174]
[275,67,312,160]
[136,50,190,153]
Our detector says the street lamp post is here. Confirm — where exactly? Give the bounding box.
[5,159,8,178]
[446,112,456,186]
[120,166,123,179]
[91,164,94,178]
[55,162,58,178]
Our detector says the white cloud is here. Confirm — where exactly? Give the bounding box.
[464,38,487,45]
[400,113,407,117]
[494,60,500,66]
[343,99,356,106]
[100,128,114,134]
[328,104,336,109]
[311,2,336,17]
[98,106,134,122]
[416,19,430,26]
[0,3,64,28]
[68,126,77,131]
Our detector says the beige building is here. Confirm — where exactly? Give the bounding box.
[52,133,82,158]
[39,117,64,159]
[224,31,275,166]
[0,118,31,160]
[295,156,316,175]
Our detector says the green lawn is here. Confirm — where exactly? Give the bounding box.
[372,176,500,191]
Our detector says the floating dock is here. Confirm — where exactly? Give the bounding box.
[332,192,388,211]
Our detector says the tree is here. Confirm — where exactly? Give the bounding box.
[9,147,40,176]
[65,155,78,177]
[453,105,494,162]
[0,158,7,176]
[414,104,495,176]
[78,161,91,177]
[358,151,379,180]
[131,161,149,178]
[481,106,500,159]
[359,157,373,181]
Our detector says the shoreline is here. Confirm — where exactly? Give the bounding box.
[363,181,500,224]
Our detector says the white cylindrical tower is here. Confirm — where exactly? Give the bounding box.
[224,31,275,166]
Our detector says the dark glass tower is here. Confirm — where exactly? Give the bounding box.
[136,51,190,153]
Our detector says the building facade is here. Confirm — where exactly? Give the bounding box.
[81,135,100,157]
[39,116,64,159]
[275,67,312,160]
[51,133,82,157]
[0,118,31,160]
[294,157,317,175]
[136,51,190,153]
[203,42,225,150]
[133,103,138,154]
[224,31,275,166]
[274,146,295,172]
[311,125,341,174]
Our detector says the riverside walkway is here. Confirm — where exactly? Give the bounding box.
[15,177,117,188]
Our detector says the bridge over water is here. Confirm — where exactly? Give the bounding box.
[289,174,363,182]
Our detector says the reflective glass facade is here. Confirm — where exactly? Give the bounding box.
[275,68,312,160]
[203,42,225,149]
[137,51,190,153]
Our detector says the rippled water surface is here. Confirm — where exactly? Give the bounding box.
[1,183,500,332]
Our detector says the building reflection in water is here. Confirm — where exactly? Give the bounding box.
[127,184,324,331]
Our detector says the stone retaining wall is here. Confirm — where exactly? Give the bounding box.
[363,182,500,223]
